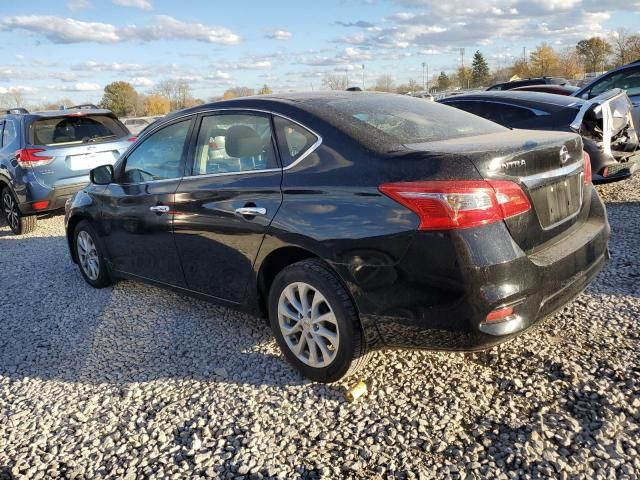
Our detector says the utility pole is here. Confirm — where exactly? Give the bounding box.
[426,63,429,92]
[522,46,527,65]
[362,64,365,90]
[422,62,426,91]
[460,48,465,67]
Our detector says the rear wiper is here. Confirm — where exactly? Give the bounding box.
[83,135,117,143]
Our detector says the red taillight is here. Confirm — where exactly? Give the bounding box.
[128,136,138,142]
[32,201,49,210]
[485,306,514,322]
[583,150,592,184]
[15,148,54,167]
[379,180,531,230]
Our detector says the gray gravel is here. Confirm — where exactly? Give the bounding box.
[0,178,639,480]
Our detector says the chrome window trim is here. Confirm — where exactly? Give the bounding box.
[125,108,323,185]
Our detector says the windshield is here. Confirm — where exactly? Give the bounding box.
[325,95,506,145]
[30,114,128,146]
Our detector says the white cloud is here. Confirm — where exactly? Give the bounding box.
[112,0,152,9]
[61,82,101,91]
[208,71,231,80]
[1,16,119,43]
[121,15,242,45]
[0,86,38,94]
[0,15,241,45]
[130,77,154,87]
[67,0,91,11]
[266,29,292,41]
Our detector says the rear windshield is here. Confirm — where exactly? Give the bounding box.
[324,95,506,144]
[30,114,128,146]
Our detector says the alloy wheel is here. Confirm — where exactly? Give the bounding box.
[77,230,100,281]
[277,282,340,368]
[3,192,19,232]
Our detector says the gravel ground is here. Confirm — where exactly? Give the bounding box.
[0,178,638,480]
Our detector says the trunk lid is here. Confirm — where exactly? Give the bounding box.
[407,129,589,252]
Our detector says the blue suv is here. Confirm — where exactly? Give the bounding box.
[0,106,134,234]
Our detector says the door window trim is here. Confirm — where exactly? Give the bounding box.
[116,115,196,185]
[137,108,322,180]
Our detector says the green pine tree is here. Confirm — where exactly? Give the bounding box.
[471,51,491,88]
[437,71,451,91]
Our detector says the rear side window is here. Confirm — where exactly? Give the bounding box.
[273,116,318,167]
[2,120,18,149]
[325,95,505,144]
[30,115,128,146]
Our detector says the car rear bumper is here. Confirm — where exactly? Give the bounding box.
[17,181,87,215]
[346,187,610,351]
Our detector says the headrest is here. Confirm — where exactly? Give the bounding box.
[224,125,263,158]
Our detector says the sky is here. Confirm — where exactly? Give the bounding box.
[1,0,639,105]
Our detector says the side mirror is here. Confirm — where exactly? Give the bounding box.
[90,164,114,185]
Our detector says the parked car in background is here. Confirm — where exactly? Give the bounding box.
[487,77,571,91]
[66,92,609,382]
[408,91,435,101]
[440,89,639,183]
[122,116,163,135]
[573,60,640,133]
[512,84,579,96]
[0,106,134,234]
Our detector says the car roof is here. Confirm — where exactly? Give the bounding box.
[29,108,115,117]
[163,91,400,121]
[439,90,585,111]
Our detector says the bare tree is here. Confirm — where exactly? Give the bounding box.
[153,79,194,111]
[0,89,26,109]
[611,28,640,67]
[322,74,349,90]
[374,75,395,92]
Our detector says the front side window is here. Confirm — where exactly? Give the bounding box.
[273,116,318,167]
[122,119,191,183]
[192,114,278,175]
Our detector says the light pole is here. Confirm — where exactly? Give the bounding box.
[422,62,426,91]
[426,63,429,92]
[362,64,365,90]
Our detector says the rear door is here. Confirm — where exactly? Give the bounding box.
[95,117,194,286]
[173,111,283,302]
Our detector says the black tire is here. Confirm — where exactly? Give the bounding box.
[268,259,371,383]
[73,220,112,288]
[2,187,37,235]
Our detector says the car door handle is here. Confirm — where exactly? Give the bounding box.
[235,207,267,216]
[149,205,170,213]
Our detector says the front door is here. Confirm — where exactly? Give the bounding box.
[173,112,282,302]
[96,117,193,286]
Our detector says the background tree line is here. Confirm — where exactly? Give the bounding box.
[322,29,640,93]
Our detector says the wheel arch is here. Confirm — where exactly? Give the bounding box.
[256,246,320,318]
[66,214,90,264]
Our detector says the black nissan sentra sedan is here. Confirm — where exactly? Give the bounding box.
[65,92,610,382]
